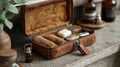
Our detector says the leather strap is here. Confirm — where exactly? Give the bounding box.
[73,40,90,55]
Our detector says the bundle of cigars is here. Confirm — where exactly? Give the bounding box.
[32,25,90,49]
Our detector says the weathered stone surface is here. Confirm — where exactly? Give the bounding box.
[6,13,119,67]
[86,52,120,67]
[7,0,120,67]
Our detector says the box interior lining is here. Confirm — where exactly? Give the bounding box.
[25,1,69,35]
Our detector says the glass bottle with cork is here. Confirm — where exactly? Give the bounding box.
[101,0,117,22]
[84,0,96,23]
[24,43,33,63]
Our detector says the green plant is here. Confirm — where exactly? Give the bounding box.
[0,0,27,30]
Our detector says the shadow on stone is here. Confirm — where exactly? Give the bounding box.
[112,44,120,67]
[72,53,81,56]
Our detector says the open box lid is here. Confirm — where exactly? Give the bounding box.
[20,0,73,36]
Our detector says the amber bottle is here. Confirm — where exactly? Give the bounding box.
[84,0,96,23]
[24,43,33,63]
[101,0,117,22]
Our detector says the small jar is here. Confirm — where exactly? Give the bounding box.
[0,49,22,67]
[0,60,20,67]
[24,43,33,63]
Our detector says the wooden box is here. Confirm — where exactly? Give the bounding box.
[20,0,96,59]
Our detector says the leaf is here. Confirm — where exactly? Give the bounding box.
[13,0,23,4]
[12,0,28,4]
[3,0,9,6]
[6,12,15,19]
[0,23,4,30]
[5,19,13,29]
[5,4,18,14]
[22,0,29,3]
[0,0,3,11]
[0,11,6,20]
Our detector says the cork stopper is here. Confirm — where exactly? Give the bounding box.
[0,49,17,62]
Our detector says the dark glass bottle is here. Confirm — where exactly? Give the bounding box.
[101,0,117,22]
[24,43,33,63]
[84,0,96,23]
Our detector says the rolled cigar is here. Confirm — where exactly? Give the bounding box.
[32,35,57,48]
[43,34,67,45]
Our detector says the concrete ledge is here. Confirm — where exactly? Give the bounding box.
[9,0,120,66]
[8,14,119,67]
[67,43,120,67]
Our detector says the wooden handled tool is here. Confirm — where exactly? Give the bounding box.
[73,40,90,55]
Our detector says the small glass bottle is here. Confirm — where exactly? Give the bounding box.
[101,0,117,22]
[84,0,96,23]
[0,61,22,67]
[0,49,22,67]
[24,43,33,63]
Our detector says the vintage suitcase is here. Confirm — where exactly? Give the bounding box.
[20,0,96,59]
